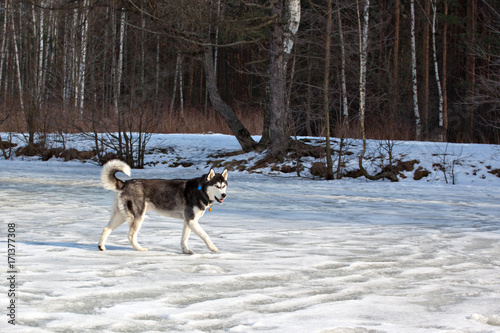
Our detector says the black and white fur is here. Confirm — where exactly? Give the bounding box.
[98,159,228,254]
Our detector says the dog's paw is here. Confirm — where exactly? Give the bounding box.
[137,247,148,252]
[209,246,219,253]
[98,245,106,251]
[183,249,194,255]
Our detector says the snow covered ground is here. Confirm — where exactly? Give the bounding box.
[1,133,500,332]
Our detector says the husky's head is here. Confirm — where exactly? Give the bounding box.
[204,169,228,203]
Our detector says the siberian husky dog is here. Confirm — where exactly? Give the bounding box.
[98,159,227,254]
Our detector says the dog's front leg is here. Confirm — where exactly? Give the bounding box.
[181,222,194,255]
[184,219,218,254]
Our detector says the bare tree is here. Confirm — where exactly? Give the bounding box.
[76,0,89,116]
[442,0,449,140]
[431,0,444,141]
[324,0,334,180]
[357,0,369,171]
[392,0,400,105]
[336,0,348,122]
[466,0,477,136]
[203,45,256,152]
[357,0,398,182]
[266,0,291,154]
[410,0,421,138]
[0,0,9,91]
[422,0,430,135]
[170,50,184,118]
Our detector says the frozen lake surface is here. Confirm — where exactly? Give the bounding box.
[1,134,500,332]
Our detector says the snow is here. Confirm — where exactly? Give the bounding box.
[1,133,500,333]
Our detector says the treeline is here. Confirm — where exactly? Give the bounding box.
[0,0,499,155]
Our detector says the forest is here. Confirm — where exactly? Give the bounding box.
[0,0,499,167]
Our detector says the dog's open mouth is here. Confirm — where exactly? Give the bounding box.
[215,196,224,203]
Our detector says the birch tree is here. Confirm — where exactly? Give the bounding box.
[337,0,348,122]
[10,1,24,114]
[35,0,46,102]
[0,0,11,94]
[357,0,369,166]
[410,0,421,138]
[115,8,126,117]
[431,0,444,141]
[76,0,89,116]
[284,0,300,71]
[356,0,397,182]
[170,51,184,118]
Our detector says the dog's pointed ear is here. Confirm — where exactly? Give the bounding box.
[206,169,215,181]
[222,169,228,181]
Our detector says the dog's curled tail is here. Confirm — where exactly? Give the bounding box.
[101,159,131,191]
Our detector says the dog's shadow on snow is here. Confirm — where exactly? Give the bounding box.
[17,241,132,251]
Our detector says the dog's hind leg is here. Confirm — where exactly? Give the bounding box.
[128,209,148,252]
[99,211,126,251]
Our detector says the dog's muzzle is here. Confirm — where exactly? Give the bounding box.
[216,193,226,203]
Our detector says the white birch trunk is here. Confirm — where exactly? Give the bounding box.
[170,51,181,113]
[358,0,370,131]
[356,0,370,172]
[410,0,421,138]
[36,0,46,101]
[43,4,55,101]
[283,0,300,70]
[115,9,126,116]
[0,0,10,92]
[10,1,24,111]
[78,0,89,115]
[337,0,348,119]
[63,14,72,108]
[431,0,444,141]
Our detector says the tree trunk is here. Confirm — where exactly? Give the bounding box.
[283,0,300,70]
[155,35,160,99]
[410,0,421,138]
[266,0,291,155]
[36,0,46,102]
[337,0,348,121]
[77,0,89,116]
[422,0,430,137]
[170,51,182,115]
[115,9,126,157]
[203,46,256,152]
[324,0,334,180]
[10,1,24,113]
[357,0,398,182]
[431,0,444,141]
[393,0,400,104]
[442,0,448,141]
[357,0,369,170]
[466,0,476,137]
[0,0,10,93]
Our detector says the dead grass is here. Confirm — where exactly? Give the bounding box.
[0,104,264,136]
